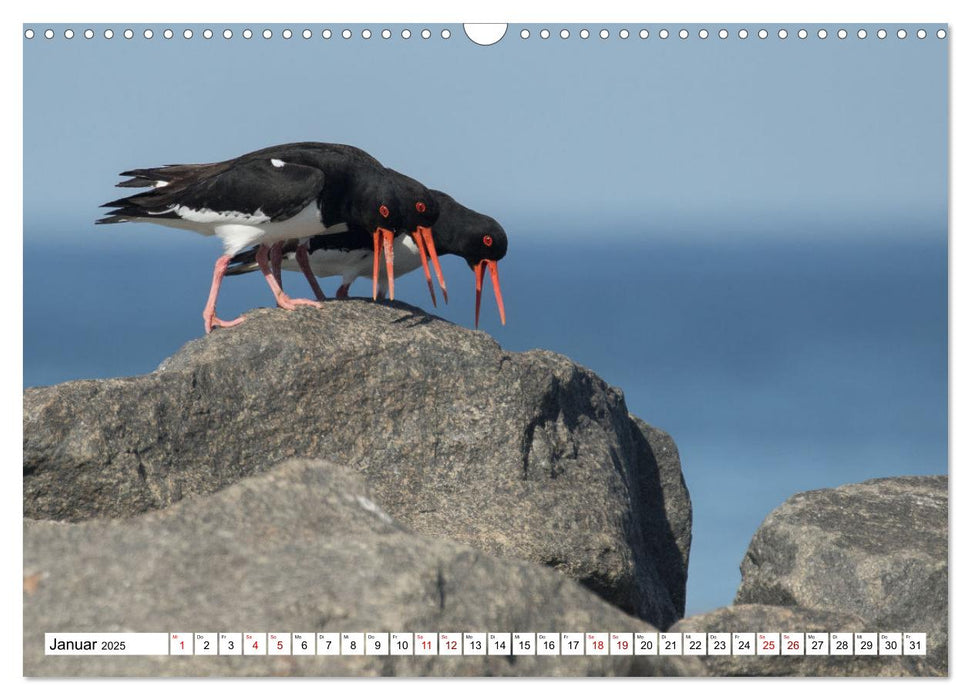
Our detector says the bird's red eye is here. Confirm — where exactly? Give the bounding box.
[379,205,390,218]
[415,201,426,213]
[483,235,493,247]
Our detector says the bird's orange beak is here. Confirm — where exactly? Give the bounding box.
[415,226,448,304]
[410,228,437,307]
[474,259,505,329]
[372,227,396,300]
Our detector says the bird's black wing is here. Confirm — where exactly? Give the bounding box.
[99,158,326,223]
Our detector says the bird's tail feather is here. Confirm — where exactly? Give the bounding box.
[225,246,261,276]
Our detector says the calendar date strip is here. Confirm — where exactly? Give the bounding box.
[45,632,927,657]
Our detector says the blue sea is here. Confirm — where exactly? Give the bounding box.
[23,224,947,616]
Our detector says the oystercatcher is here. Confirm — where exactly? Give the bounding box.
[96,142,423,333]
[226,190,508,327]
[386,170,445,305]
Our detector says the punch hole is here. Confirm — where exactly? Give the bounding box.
[282,29,292,39]
[242,29,252,39]
[223,29,233,39]
[817,29,827,39]
[420,29,430,39]
[85,29,95,39]
[463,24,507,46]
[540,29,550,39]
[639,29,648,39]
[302,29,312,39]
[897,29,907,39]
[143,29,153,39]
[203,29,213,39]
[581,29,591,39]
[758,29,767,39]
[937,29,946,39]
[600,29,610,39]
[658,29,668,39]
[798,29,808,39]
[677,29,687,39]
[163,29,173,39]
[857,29,867,39]
[621,29,630,39]
[24,28,34,39]
[44,29,54,39]
[441,29,451,39]
[124,29,134,40]
[877,29,887,39]
[342,29,351,39]
[917,29,927,39]
[322,29,332,39]
[104,29,114,39]
[778,28,788,39]
[263,29,272,39]
[699,29,708,39]
[64,29,74,39]
[837,29,847,39]
[383,29,392,39]
[183,29,192,39]
[560,29,569,39]
[401,29,411,39]
[520,29,529,39]
[364,29,374,39]
[738,28,748,39]
[718,29,728,39]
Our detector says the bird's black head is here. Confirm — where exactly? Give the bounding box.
[388,170,440,232]
[457,216,508,270]
[428,190,508,266]
[348,170,405,233]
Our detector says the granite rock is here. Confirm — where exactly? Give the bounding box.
[24,302,691,626]
[734,476,947,675]
[24,459,703,677]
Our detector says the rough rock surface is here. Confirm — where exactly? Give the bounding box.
[734,476,947,675]
[24,459,703,677]
[23,302,691,627]
[670,604,932,676]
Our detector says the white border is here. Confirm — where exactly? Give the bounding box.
[5,1,962,697]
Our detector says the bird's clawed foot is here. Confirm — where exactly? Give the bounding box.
[257,244,322,312]
[203,254,246,334]
[275,294,323,311]
[204,310,245,334]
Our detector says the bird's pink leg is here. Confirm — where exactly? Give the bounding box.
[203,255,246,334]
[270,242,284,289]
[256,245,322,311]
[295,243,327,301]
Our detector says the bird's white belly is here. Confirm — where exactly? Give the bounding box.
[283,248,365,278]
[283,234,422,284]
[213,202,325,254]
[129,202,326,255]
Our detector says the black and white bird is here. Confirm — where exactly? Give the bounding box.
[227,190,508,327]
[382,170,444,304]
[96,143,444,333]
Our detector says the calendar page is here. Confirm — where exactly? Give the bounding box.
[21,7,948,680]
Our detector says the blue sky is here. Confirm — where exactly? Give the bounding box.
[24,23,946,241]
